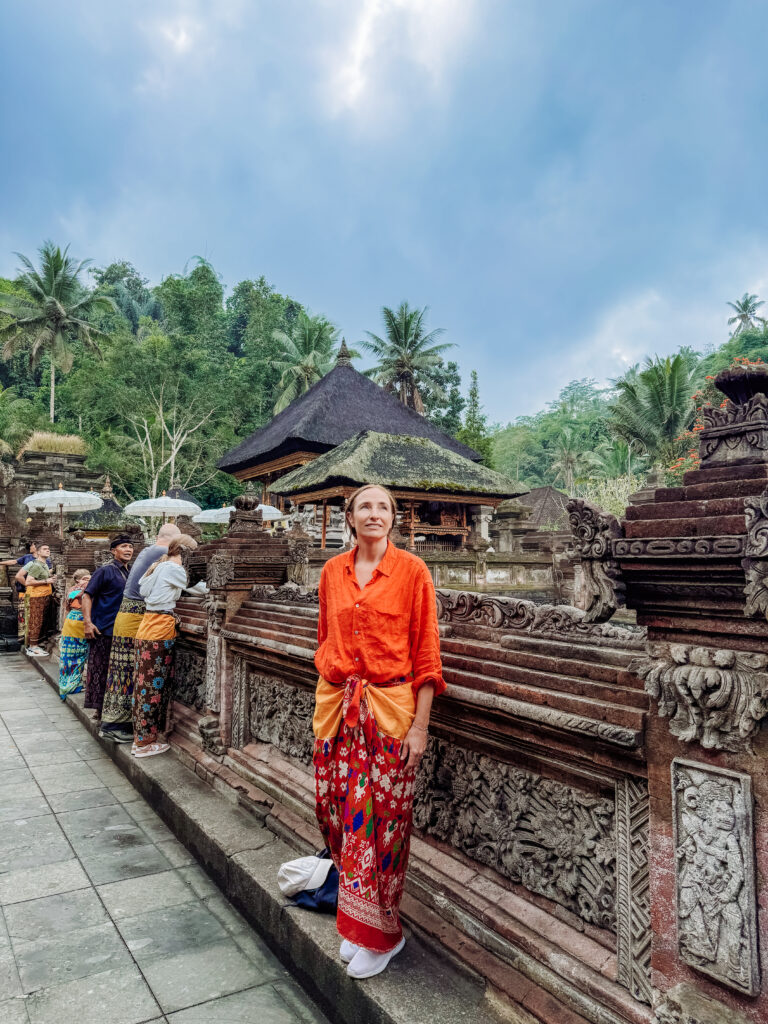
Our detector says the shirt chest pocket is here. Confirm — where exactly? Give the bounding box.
[364,605,410,651]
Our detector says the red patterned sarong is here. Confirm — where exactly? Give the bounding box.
[314,675,416,953]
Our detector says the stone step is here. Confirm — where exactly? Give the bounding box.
[231,612,317,639]
[496,632,640,671]
[248,600,319,621]
[224,621,317,652]
[440,636,626,685]
[624,514,745,538]
[442,650,647,709]
[623,496,750,521]
[446,665,645,732]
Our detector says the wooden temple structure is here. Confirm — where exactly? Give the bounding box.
[271,430,520,549]
[217,341,482,513]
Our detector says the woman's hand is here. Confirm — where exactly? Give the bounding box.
[401,722,428,771]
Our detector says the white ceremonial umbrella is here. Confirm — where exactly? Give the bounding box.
[123,490,201,523]
[23,483,102,539]
[258,503,285,521]
[192,506,235,524]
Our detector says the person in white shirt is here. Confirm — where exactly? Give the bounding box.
[131,534,199,758]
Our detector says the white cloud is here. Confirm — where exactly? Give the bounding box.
[325,0,479,117]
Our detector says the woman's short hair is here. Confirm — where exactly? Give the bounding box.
[143,534,198,577]
[72,568,90,582]
[344,484,398,539]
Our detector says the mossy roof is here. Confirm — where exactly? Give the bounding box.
[217,358,479,473]
[517,485,570,529]
[271,431,523,499]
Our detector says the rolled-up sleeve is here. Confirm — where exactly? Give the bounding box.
[409,564,445,696]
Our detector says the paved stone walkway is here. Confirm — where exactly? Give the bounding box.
[0,654,330,1024]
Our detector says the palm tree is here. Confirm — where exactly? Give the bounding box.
[361,302,453,413]
[727,293,766,336]
[608,350,702,466]
[550,427,598,495]
[0,384,34,457]
[0,242,115,422]
[270,312,343,413]
[590,439,647,479]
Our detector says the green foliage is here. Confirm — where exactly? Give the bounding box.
[270,312,345,413]
[424,359,465,436]
[727,292,766,336]
[456,370,494,467]
[361,302,453,412]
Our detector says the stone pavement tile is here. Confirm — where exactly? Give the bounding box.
[0,794,50,824]
[22,748,83,768]
[4,889,108,943]
[201,897,285,982]
[98,870,198,920]
[141,939,266,1014]
[167,984,307,1023]
[0,768,35,786]
[0,909,10,946]
[0,831,73,877]
[117,901,229,963]
[122,799,162,823]
[80,841,173,885]
[0,944,23,999]
[0,859,90,906]
[86,759,127,785]
[0,699,40,711]
[12,733,71,755]
[30,762,102,796]
[2,714,59,736]
[56,802,134,840]
[138,815,176,844]
[155,837,195,867]
[66,820,147,860]
[0,754,25,771]
[106,782,142,803]
[176,865,218,900]
[46,787,120,813]
[13,920,132,993]
[24,964,162,1024]
[273,981,331,1023]
[0,779,43,801]
[0,995,30,1023]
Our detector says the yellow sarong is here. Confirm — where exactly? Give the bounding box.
[312,675,415,741]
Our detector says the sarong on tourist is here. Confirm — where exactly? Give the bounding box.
[17,597,25,640]
[84,634,114,711]
[59,601,87,698]
[132,612,176,747]
[313,673,416,953]
[101,597,145,728]
[25,586,52,647]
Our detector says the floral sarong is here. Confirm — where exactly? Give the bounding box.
[132,612,176,747]
[59,610,87,698]
[25,587,52,647]
[314,674,416,953]
[102,597,145,728]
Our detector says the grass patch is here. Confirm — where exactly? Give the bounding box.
[18,432,88,457]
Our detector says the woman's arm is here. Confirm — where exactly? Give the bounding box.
[401,682,435,771]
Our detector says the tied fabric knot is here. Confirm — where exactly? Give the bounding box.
[342,674,368,729]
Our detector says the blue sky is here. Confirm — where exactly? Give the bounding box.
[3,0,768,422]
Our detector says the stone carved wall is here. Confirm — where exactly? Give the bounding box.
[699,392,768,466]
[631,642,768,753]
[226,660,651,1002]
[567,498,626,622]
[174,645,207,712]
[615,777,652,1005]
[671,759,759,996]
[742,485,768,619]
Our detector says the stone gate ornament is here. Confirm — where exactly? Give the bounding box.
[206,550,235,589]
[671,760,759,996]
[567,498,626,622]
[631,642,768,753]
[742,485,768,619]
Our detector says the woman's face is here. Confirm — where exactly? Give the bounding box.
[347,487,394,542]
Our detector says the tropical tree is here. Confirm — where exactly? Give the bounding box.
[607,350,703,467]
[589,439,648,479]
[727,293,765,336]
[270,312,342,413]
[361,302,453,413]
[0,384,34,456]
[457,370,494,466]
[549,427,598,495]
[0,242,114,422]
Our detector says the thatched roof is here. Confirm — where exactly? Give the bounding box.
[218,349,479,474]
[272,431,521,499]
[518,485,570,529]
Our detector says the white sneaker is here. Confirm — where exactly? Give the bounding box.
[26,646,49,657]
[347,937,405,979]
[132,742,170,758]
[339,939,359,963]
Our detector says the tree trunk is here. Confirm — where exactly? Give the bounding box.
[49,361,55,423]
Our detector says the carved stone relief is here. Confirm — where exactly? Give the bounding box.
[615,777,652,1005]
[249,675,315,763]
[699,392,768,466]
[742,486,768,619]
[613,536,746,559]
[207,551,235,589]
[567,498,625,623]
[671,759,759,996]
[230,655,250,749]
[173,645,206,712]
[203,596,225,712]
[631,642,768,752]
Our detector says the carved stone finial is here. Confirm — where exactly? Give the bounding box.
[336,339,352,366]
[100,475,116,501]
[567,498,626,623]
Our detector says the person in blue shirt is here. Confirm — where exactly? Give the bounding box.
[82,536,134,722]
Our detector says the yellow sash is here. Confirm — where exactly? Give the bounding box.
[312,676,415,741]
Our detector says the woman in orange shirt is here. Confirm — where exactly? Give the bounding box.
[313,483,445,980]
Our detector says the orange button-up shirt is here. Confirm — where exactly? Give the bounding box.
[315,540,445,696]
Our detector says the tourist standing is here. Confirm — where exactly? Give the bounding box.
[101,524,181,743]
[132,534,198,759]
[15,542,54,657]
[313,484,444,979]
[82,535,134,724]
[59,569,91,699]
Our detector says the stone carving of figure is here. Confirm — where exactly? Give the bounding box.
[676,780,746,981]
